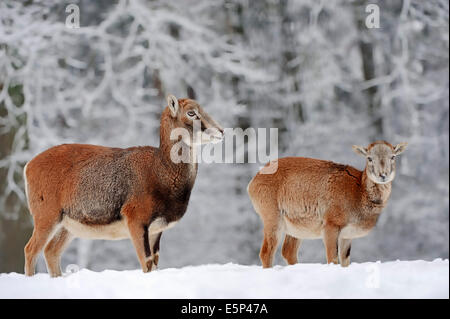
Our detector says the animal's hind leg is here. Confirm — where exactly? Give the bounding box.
[281,235,301,265]
[248,182,281,268]
[44,228,73,277]
[24,219,59,276]
[260,213,283,268]
[338,237,352,267]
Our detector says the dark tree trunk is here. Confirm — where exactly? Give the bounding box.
[354,0,383,137]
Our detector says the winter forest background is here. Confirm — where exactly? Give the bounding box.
[0,0,448,273]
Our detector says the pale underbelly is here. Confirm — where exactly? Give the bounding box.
[340,224,372,239]
[61,217,130,240]
[283,216,322,239]
[61,216,178,240]
[283,216,371,240]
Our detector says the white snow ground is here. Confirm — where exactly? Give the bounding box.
[0,259,447,298]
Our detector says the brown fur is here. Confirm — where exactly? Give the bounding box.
[24,95,223,277]
[248,140,407,268]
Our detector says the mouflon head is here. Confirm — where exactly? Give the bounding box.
[352,140,408,184]
[166,94,224,146]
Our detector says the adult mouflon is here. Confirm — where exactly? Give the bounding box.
[247,140,407,268]
[23,94,223,277]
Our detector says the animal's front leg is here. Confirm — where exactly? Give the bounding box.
[338,237,352,267]
[122,201,154,273]
[322,222,340,264]
[127,220,152,273]
[148,232,162,270]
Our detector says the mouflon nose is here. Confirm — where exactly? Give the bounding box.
[379,173,386,180]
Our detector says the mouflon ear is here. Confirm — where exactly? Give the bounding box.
[394,142,408,155]
[167,94,179,117]
[352,145,368,157]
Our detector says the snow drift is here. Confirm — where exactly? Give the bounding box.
[0,259,447,299]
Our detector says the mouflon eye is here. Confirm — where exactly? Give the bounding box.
[187,111,196,118]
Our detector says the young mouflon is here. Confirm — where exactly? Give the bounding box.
[247,140,408,268]
[24,94,223,277]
